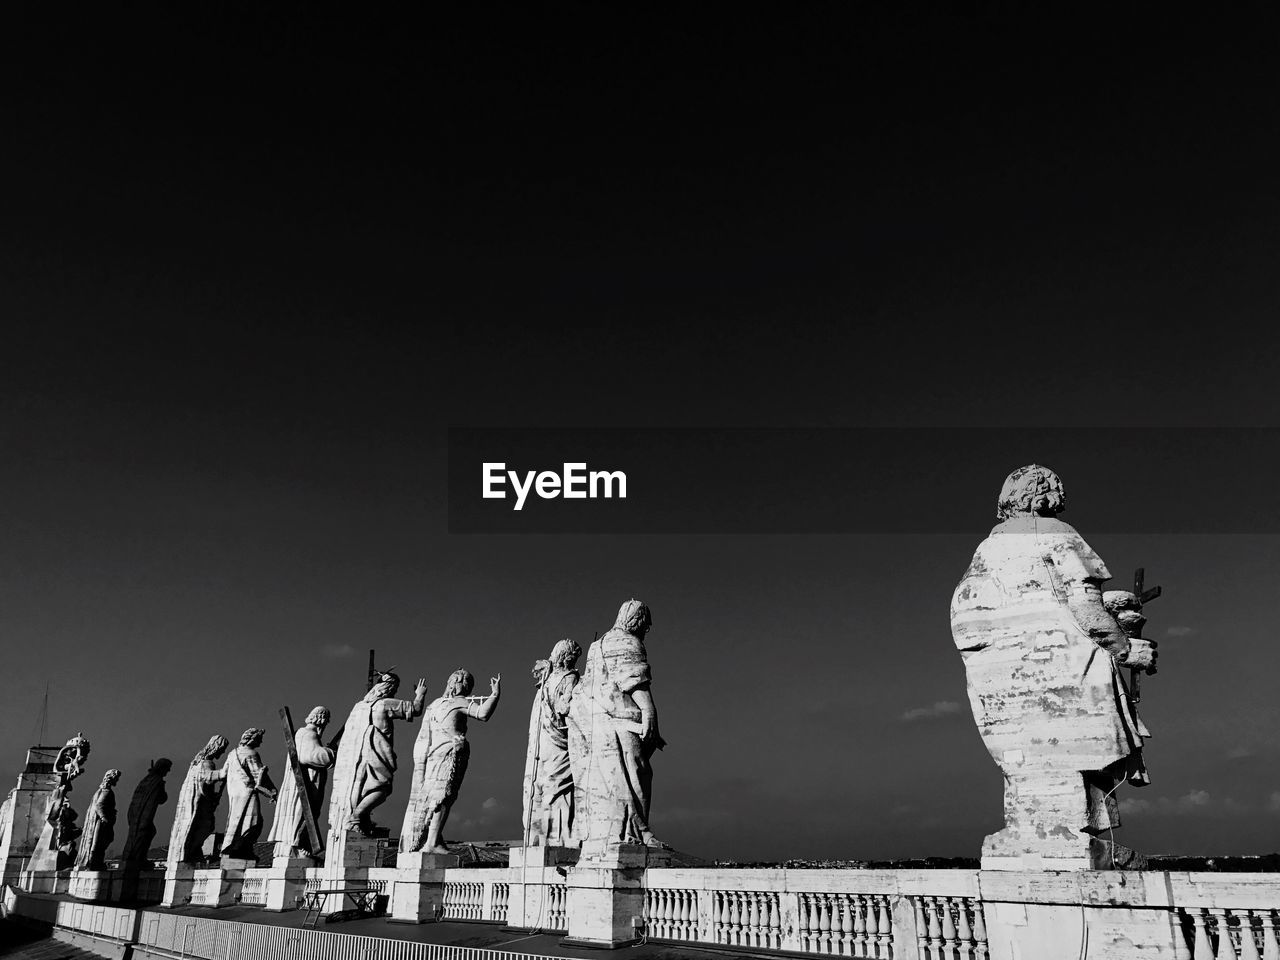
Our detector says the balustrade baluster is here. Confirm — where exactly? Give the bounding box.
[957,898,974,960]
[1213,909,1239,960]
[713,891,726,943]
[926,896,944,960]
[819,893,833,954]
[744,891,757,947]
[1241,912,1263,960]
[1261,911,1280,960]
[837,894,852,957]
[859,894,874,958]
[769,894,781,950]
[972,900,988,960]
[877,896,893,959]
[941,896,958,959]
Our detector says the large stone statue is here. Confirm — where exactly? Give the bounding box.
[268,706,338,859]
[74,769,121,871]
[220,728,278,861]
[31,733,91,873]
[329,672,428,837]
[567,600,667,848]
[401,669,501,855]
[121,758,171,865]
[167,735,228,865]
[950,464,1157,869]
[524,640,581,846]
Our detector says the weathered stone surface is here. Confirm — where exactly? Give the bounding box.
[326,671,427,871]
[950,465,1157,869]
[268,706,337,861]
[400,669,501,855]
[121,758,171,867]
[523,641,580,846]
[566,600,666,849]
[29,734,91,875]
[73,769,120,871]
[219,728,277,861]
[166,735,229,867]
[0,746,63,885]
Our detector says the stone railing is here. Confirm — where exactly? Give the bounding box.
[238,874,268,906]
[441,868,515,923]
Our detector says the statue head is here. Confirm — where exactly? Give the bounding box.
[367,671,401,701]
[613,599,652,638]
[445,669,475,697]
[305,706,331,730]
[531,659,551,686]
[151,758,173,777]
[550,638,582,670]
[239,728,266,748]
[102,769,122,789]
[55,733,92,780]
[996,464,1066,521]
[193,735,229,766]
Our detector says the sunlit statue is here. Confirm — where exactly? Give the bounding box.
[330,672,428,837]
[524,639,581,845]
[268,706,339,859]
[220,728,278,861]
[122,758,172,866]
[567,600,667,848]
[401,669,501,855]
[167,735,228,865]
[74,769,121,871]
[950,464,1157,868]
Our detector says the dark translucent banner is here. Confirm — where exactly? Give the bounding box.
[447,427,1277,534]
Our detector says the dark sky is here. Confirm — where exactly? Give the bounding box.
[3,6,1280,862]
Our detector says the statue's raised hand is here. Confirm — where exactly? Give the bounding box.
[1121,638,1158,674]
[490,673,502,695]
[414,678,429,697]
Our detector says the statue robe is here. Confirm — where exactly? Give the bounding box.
[221,745,275,859]
[951,516,1147,791]
[167,759,225,865]
[73,784,116,870]
[329,694,416,832]
[123,769,168,864]
[531,667,578,844]
[268,726,335,857]
[567,627,658,844]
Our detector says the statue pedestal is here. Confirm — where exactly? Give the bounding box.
[20,866,68,895]
[342,834,391,868]
[160,863,196,907]
[563,841,664,948]
[69,868,115,902]
[506,845,578,931]
[188,865,247,908]
[263,856,313,912]
[389,851,457,924]
[119,864,165,904]
[982,829,1147,871]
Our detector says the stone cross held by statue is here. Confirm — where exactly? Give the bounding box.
[1129,566,1162,703]
[278,706,323,856]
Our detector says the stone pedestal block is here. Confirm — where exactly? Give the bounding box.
[507,845,578,930]
[984,901,1185,960]
[160,863,196,908]
[263,857,312,912]
[563,841,653,948]
[389,851,457,923]
[69,868,115,902]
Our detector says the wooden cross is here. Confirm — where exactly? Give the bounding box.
[279,706,323,858]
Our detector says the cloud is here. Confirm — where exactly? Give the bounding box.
[901,700,963,722]
[322,643,356,659]
[482,796,502,811]
[1226,746,1255,760]
[1123,789,1231,817]
[1165,626,1195,637]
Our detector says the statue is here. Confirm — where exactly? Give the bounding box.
[74,769,121,870]
[219,728,277,861]
[268,706,339,859]
[121,758,172,865]
[567,600,668,848]
[329,671,428,837]
[401,669,501,855]
[524,640,581,845]
[32,733,91,871]
[167,735,228,865]
[950,465,1158,868]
